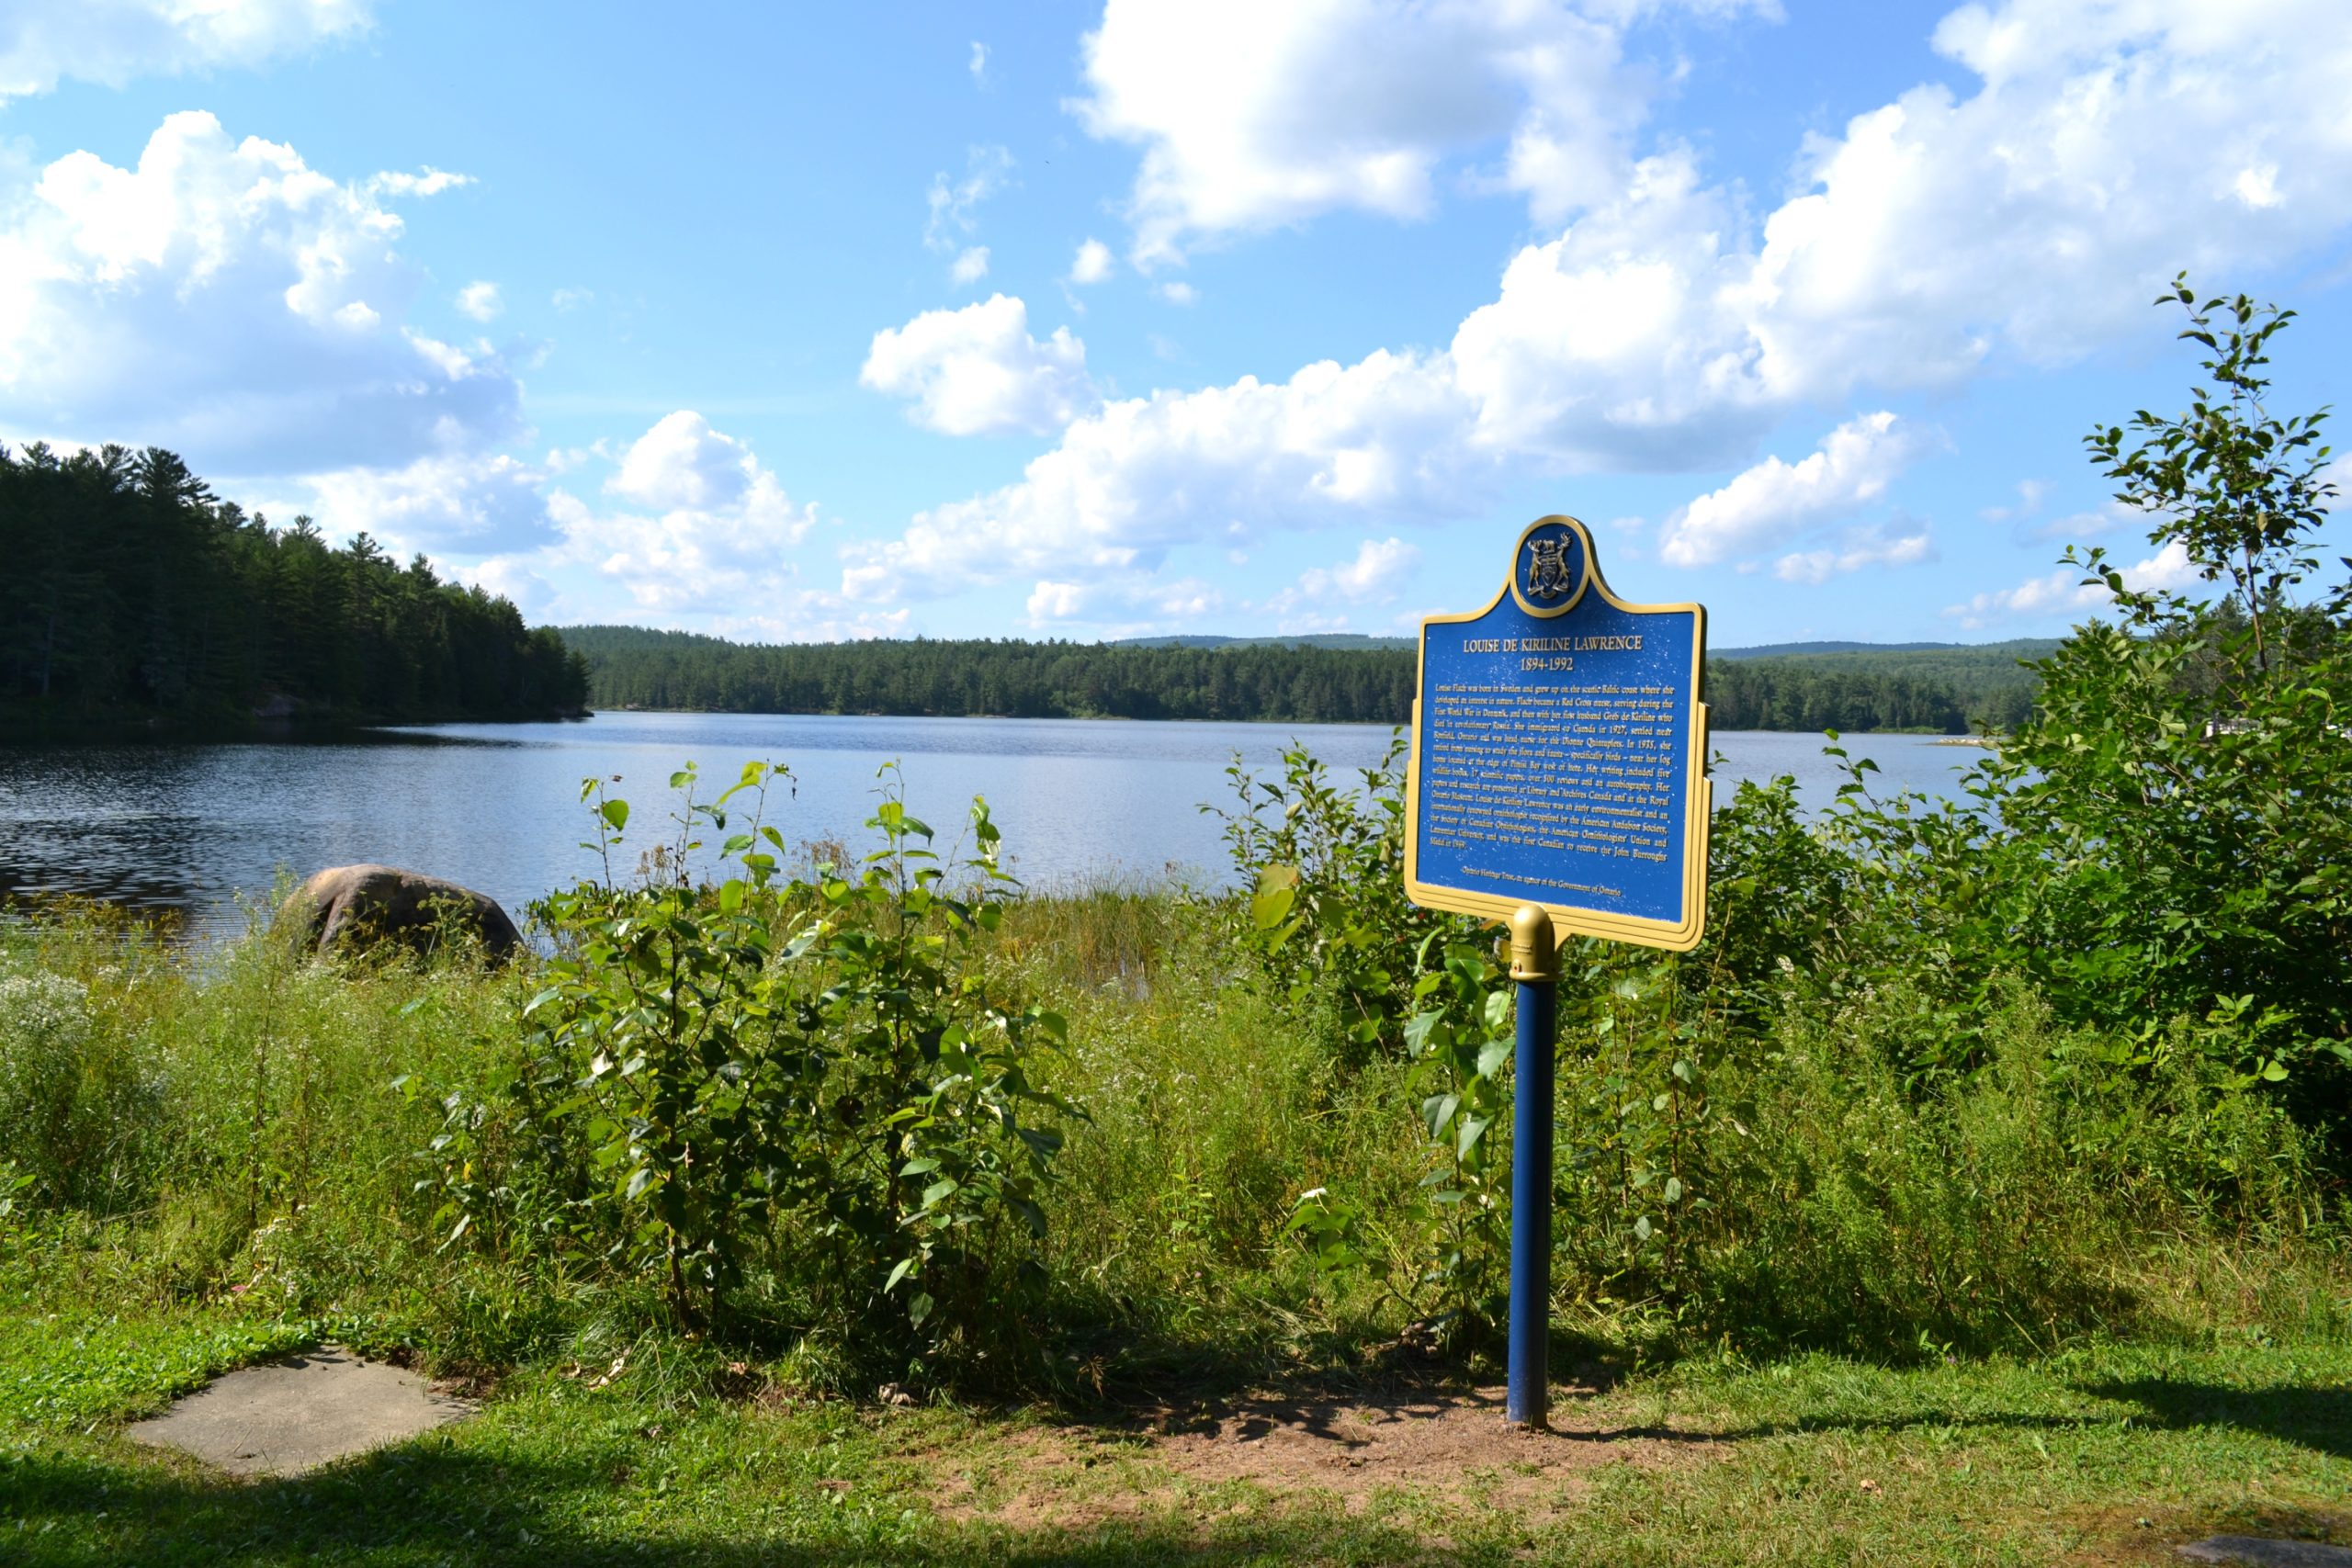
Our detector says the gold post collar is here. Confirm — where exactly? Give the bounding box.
[1508,904,1557,983]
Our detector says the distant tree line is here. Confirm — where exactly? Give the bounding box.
[562,624,2048,732]
[1705,649,2042,733]
[1,443,589,731]
[559,625,1417,723]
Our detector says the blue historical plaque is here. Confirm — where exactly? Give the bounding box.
[1406,515,1710,951]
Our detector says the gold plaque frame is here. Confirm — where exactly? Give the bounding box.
[1404,515,1713,953]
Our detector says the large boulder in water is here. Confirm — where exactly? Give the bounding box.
[277,865,522,961]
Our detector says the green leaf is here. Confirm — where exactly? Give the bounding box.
[600,799,629,831]
[1482,990,1510,1037]
[1250,863,1300,933]
[1456,1113,1491,1157]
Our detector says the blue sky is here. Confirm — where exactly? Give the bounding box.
[4,1,2349,648]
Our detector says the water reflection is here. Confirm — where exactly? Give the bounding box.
[0,715,1985,942]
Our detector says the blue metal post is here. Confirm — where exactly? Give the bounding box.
[1506,903,1556,1429]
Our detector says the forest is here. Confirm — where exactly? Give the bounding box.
[0,442,589,733]
[557,623,1421,724]
[563,622,2052,731]
[1704,639,2054,731]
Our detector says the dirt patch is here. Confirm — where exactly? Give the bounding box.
[931,1380,1720,1528]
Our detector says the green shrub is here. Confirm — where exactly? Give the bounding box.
[420,761,1082,1379]
[1680,983,2326,1355]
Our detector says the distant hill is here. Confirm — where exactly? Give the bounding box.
[1713,638,2061,660]
[551,625,2061,733]
[552,625,1414,724]
[1702,639,2059,732]
[1111,633,1414,650]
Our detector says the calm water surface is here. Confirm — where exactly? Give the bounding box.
[0,714,1987,941]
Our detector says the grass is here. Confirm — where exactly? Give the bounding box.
[4,1302,2350,1564]
[2,885,2348,1563]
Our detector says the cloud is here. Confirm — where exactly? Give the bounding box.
[1659,412,1927,568]
[924,144,1014,254]
[1070,0,1773,267]
[949,245,990,285]
[0,0,371,101]
[456,280,502,321]
[854,0,2352,607]
[1770,519,1936,583]
[0,111,523,474]
[968,39,989,85]
[367,166,470,198]
[288,450,553,557]
[1306,536,1422,599]
[1157,281,1198,306]
[454,555,556,620]
[1979,478,2047,524]
[1069,238,1114,285]
[1024,574,1224,629]
[610,410,770,511]
[860,295,1097,438]
[1262,536,1424,627]
[550,287,594,310]
[1942,539,2199,628]
[843,346,1477,602]
[539,411,820,618]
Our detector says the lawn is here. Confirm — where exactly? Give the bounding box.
[5,1296,2347,1566]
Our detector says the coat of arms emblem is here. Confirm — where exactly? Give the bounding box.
[1524,536,1577,601]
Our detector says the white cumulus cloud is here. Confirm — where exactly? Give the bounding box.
[843,346,1477,602]
[1024,574,1224,629]
[1069,238,1114,285]
[1771,520,1937,584]
[456,280,502,321]
[1071,0,1775,266]
[1943,539,2199,628]
[856,0,2352,609]
[949,245,990,285]
[545,411,820,619]
[1306,536,1422,600]
[0,111,523,474]
[854,0,2352,610]
[1659,413,1927,569]
[860,295,1097,438]
[288,450,552,558]
[1264,536,1425,628]
[0,0,371,101]
[368,166,469,198]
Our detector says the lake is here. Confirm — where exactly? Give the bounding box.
[0,714,1988,941]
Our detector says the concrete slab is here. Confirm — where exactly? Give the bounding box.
[126,1346,475,1478]
[2178,1538,2352,1566]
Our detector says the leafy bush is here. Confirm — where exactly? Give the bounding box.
[422,761,1082,1377]
[1684,982,2324,1355]
[1207,733,1453,1061]
[1811,280,2352,1141]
